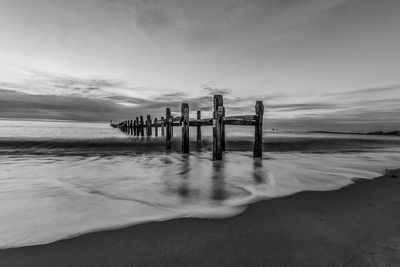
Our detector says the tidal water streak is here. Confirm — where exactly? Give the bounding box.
[0,120,399,248]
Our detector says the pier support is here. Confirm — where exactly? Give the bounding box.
[253,101,264,157]
[135,117,139,137]
[166,108,172,151]
[146,115,152,136]
[130,120,133,136]
[140,116,144,137]
[213,95,225,161]
[181,103,189,153]
[161,116,165,136]
[154,118,158,137]
[197,111,201,142]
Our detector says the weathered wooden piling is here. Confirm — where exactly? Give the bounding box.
[146,115,152,136]
[166,108,172,150]
[130,120,133,135]
[154,118,158,137]
[133,120,137,136]
[253,101,264,157]
[181,103,189,153]
[196,111,201,142]
[140,116,144,137]
[213,95,224,160]
[222,119,226,151]
[161,116,165,136]
[135,117,139,136]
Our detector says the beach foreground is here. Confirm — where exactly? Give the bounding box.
[1,169,399,267]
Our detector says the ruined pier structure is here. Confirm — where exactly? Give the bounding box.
[112,95,264,160]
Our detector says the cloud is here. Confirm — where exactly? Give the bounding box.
[0,58,399,131]
[1,83,399,132]
[120,0,350,45]
[324,84,400,97]
[203,86,232,96]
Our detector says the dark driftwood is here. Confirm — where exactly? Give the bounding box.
[253,101,264,157]
[166,108,172,150]
[181,103,189,153]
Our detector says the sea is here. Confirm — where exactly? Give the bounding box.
[0,119,399,248]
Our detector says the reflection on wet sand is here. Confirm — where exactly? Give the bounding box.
[211,161,227,201]
[253,158,265,184]
[178,154,190,198]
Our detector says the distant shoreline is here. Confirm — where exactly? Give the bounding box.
[309,130,400,136]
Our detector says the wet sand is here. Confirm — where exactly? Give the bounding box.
[0,169,399,267]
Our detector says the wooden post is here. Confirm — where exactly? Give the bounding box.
[130,120,133,136]
[146,115,152,136]
[166,108,172,150]
[140,116,144,137]
[161,116,165,136]
[154,118,158,137]
[181,103,189,153]
[253,101,264,157]
[213,95,224,160]
[133,120,137,136]
[196,111,201,142]
[135,117,139,137]
[171,119,174,137]
[222,123,226,151]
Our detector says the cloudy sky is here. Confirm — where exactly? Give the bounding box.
[0,0,399,131]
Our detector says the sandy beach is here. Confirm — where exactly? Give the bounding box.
[0,168,398,266]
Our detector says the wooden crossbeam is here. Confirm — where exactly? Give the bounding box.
[188,118,213,126]
[224,115,257,125]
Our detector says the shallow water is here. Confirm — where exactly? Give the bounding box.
[0,120,399,248]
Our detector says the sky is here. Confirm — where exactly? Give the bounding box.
[0,0,399,131]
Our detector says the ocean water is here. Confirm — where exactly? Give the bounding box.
[0,119,400,248]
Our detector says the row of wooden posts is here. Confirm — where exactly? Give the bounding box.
[111,95,264,160]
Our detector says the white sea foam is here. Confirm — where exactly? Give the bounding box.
[0,120,399,248]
